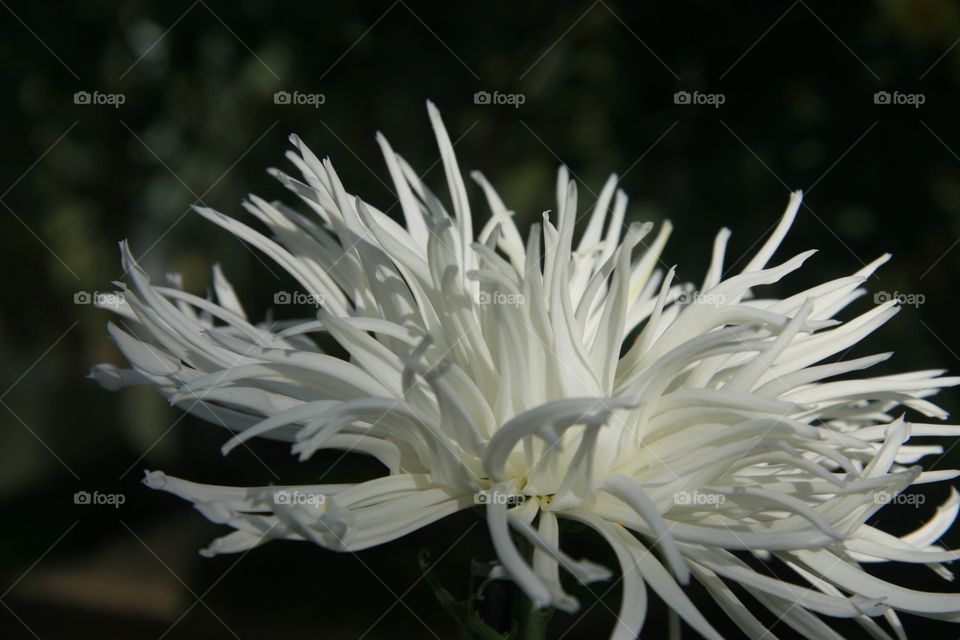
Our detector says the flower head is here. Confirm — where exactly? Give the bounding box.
[94,102,960,638]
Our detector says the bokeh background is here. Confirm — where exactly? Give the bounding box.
[3,1,960,638]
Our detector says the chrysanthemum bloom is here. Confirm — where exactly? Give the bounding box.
[94,102,960,639]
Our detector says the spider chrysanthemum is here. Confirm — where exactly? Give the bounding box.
[93,102,960,639]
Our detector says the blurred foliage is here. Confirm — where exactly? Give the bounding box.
[3,0,960,637]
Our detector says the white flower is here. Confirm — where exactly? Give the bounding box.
[94,102,960,638]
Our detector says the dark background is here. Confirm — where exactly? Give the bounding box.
[3,1,960,638]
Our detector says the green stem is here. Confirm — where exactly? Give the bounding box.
[515,533,554,640]
[523,602,553,640]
